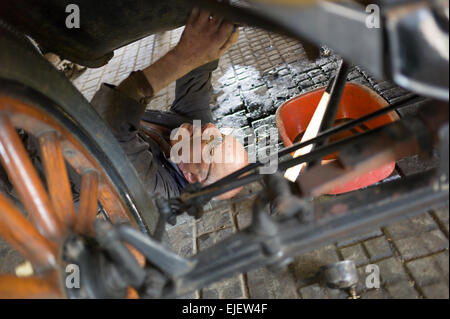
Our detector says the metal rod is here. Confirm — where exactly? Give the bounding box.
[284,71,339,182]
[308,60,350,168]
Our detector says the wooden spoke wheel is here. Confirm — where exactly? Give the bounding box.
[0,27,160,298]
[0,93,150,298]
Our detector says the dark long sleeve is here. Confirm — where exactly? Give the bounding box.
[90,83,184,199]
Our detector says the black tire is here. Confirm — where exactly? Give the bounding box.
[0,22,160,236]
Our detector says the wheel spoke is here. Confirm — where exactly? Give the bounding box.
[0,113,64,240]
[0,273,61,298]
[39,131,76,228]
[0,192,57,268]
[75,171,99,235]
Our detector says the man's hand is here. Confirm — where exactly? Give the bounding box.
[142,8,238,96]
[174,8,239,70]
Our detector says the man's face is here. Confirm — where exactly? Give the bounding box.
[170,122,220,184]
[170,122,248,199]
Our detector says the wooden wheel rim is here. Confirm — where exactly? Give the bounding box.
[0,95,139,298]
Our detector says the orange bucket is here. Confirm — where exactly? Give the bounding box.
[275,83,399,195]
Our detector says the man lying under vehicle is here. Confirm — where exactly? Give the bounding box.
[91,8,248,201]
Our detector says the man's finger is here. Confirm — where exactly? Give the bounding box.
[220,28,239,52]
[217,21,234,43]
[197,9,211,25]
[218,22,236,49]
[187,7,200,26]
[211,16,223,29]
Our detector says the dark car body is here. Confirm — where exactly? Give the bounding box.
[0,0,193,67]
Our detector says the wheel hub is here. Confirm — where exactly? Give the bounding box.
[60,234,128,299]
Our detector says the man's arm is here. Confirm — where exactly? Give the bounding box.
[143,8,238,95]
[116,8,238,102]
[90,8,238,197]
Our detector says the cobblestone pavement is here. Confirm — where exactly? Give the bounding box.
[1,26,448,299]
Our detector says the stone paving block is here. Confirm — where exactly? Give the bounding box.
[218,80,241,96]
[269,82,299,102]
[364,237,394,262]
[213,93,245,118]
[291,245,340,287]
[377,257,411,286]
[241,86,274,120]
[320,60,338,73]
[406,251,449,287]
[393,99,426,118]
[432,205,449,225]
[394,229,448,261]
[396,152,440,177]
[325,287,349,299]
[352,266,367,294]
[298,79,314,91]
[385,281,419,299]
[168,211,194,228]
[374,259,419,299]
[197,227,234,251]
[253,124,275,141]
[347,69,362,81]
[336,229,383,248]
[311,74,329,85]
[216,110,249,129]
[382,87,410,101]
[421,283,449,299]
[299,284,348,299]
[202,275,245,299]
[196,208,233,235]
[431,205,450,236]
[263,71,295,88]
[239,74,265,92]
[340,244,369,266]
[385,213,438,240]
[257,145,279,163]
[349,77,371,87]
[373,81,396,93]
[299,284,328,299]
[246,267,299,299]
[202,202,225,216]
[434,250,449,279]
[307,68,322,78]
[361,288,389,299]
[233,126,254,147]
[251,115,276,130]
[222,277,245,299]
[202,288,220,299]
[239,71,265,92]
[234,200,253,230]
[167,221,195,258]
